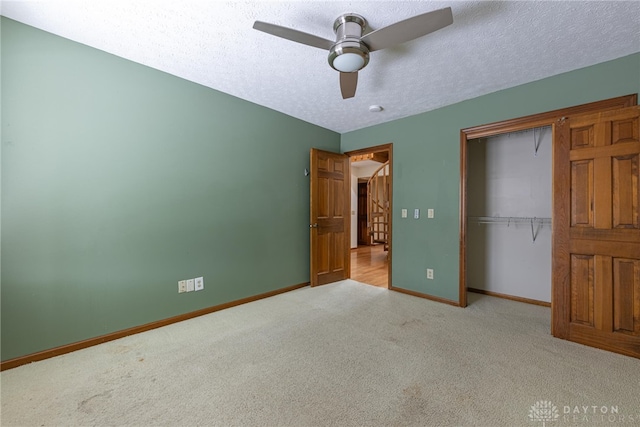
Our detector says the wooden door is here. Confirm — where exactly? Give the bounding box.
[310,149,350,287]
[553,106,640,358]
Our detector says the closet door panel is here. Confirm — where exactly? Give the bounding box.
[554,106,640,358]
[570,159,594,227]
[611,116,639,144]
[570,254,595,327]
[571,125,594,149]
[612,154,639,229]
[613,258,640,336]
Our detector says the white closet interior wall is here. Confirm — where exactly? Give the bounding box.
[467,127,552,302]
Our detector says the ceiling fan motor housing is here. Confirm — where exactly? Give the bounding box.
[328,13,370,73]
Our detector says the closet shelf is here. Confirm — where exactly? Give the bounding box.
[467,216,551,243]
[468,216,551,224]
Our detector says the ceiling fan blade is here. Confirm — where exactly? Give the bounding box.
[253,21,334,50]
[360,7,453,52]
[340,72,358,99]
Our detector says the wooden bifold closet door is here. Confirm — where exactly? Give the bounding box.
[553,106,640,358]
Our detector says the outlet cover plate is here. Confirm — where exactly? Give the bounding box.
[186,278,195,292]
[195,276,204,291]
[427,269,434,280]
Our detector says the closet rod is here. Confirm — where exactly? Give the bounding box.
[468,216,551,224]
[467,216,551,243]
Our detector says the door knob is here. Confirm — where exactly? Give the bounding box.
[310,223,318,228]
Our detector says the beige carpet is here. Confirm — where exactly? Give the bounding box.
[1,280,639,426]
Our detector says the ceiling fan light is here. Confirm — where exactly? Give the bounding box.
[328,41,370,73]
[333,52,365,72]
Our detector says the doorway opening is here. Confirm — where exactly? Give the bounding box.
[346,144,393,288]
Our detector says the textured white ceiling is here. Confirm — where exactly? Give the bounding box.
[2,1,639,133]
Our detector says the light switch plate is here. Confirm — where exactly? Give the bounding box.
[178,280,187,293]
[414,209,420,219]
[186,279,195,292]
[194,277,204,291]
[401,209,407,218]
[428,209,434,218]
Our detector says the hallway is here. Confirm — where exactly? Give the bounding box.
[350,245,388,288]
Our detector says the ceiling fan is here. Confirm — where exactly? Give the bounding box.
[253,7,453,99]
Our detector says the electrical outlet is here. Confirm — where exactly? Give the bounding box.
[427,269,434,280]
[414,209,420,219]
[428,209,434,218]
[178,280,187,293]
[194,277,204,291]
[186,278,195,292]
[401,209,407,218]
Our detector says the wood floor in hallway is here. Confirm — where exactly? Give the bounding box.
[350,244,388,288]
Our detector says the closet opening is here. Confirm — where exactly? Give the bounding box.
[459,94,637,311]
[465,127,552,307]
[459,95,640,357]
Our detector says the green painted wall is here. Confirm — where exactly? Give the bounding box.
[341,53,640,302]
[2,15,639,362]
[0,18,340,361]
